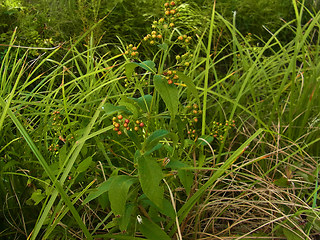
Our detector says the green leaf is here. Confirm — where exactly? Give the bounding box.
[137,60,156,72]
[28,189,46,205]
[137,154,164,208]
[153,74,179,116]
[101,103,132,115]
[127,130,142,150]
[157,43,168,51]
[197,135,214,146]
[139,216,171,240]
[145,143,163,155]
[76,156,92,174]
[274,176,290,187]
[108,175,136,217]
[167,160,193,195]
[83,178,113,204]
[129,95,153,112]
[176,72,200,104]
[282,227,304,240]
[125,61,156,81]
[145,129,169,146]
[119,203,135,231]
[118,100,139,119]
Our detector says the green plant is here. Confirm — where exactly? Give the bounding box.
[1,0,320,239]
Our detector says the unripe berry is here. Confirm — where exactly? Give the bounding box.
[132,46,137,51]
[118,115,123,120]
[170,9,176,15]
[168,79,173,84]
[134,126,139,131]
[170,1,176,6]
[165,10,170,16]
[164,2,169,7]
[169,23,175,28]
[118,131,122,135]
[178,36,183,41]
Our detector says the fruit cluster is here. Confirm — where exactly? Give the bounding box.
[48,110,75,154]
[164,1,179,19]
[112,114,145,136]
[163,69,179,84]
[183,104,202,139]
[175,51,194,68]
[125,44,139,58]
[177,34,192,47]
[210,120,236,142]
[143,30,163,45]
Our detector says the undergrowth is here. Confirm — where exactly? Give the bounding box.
[0,0,320,239]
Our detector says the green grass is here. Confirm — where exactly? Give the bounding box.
[0,0,320,239]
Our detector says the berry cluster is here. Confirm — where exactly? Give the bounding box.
[112,114,145,136]
[143,30,163,45]
[175,51,194,68]
[125,44,139,58]
[183,104,202,139]
[177,35,192,47]
[48,110,75,154]
[210,120,236,142]
[164,1,179,19]
[163,69,179,85]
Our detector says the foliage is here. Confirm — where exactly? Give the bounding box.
[0,0,320,239]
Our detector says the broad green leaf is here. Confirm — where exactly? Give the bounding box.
[144,143,163,155]
[129,94,153,112]
[98,192,109,209]
[197,135,214,146]
[145,129,169,146]
[167,160,193,195]
[136,60,156,72]
[118,100,139,119]
[157,43,168,51]
[282,227,304,240]
[153,74,179,116]
[28,189,46,205]
[125,60,156,81]
[83,178,113,204]
[119,203,135,231]
[274,177,290,187]
[139,216,171,240]
[127,130,142,150]
[76,156,92,174]
[101,103,132,115]
[137,154,164,208]
[108,175,136,217]
[177,72,200,104]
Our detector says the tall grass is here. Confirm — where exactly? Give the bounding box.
[0,0,320,239]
